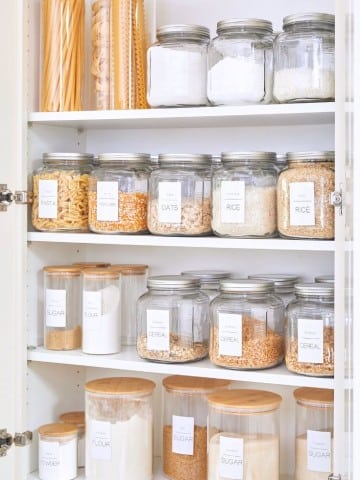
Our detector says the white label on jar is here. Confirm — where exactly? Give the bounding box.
[83,291,102,331]
[218,313,242,357]
[219,435,244,479]
[220,181,245,224]
[307,430,332,472]
[96,181,119,221]
[297,318,324,363]
[158,181,182,223]
[39,438,77,480]
[289,182,315,226]
[45,289,66,327]
[90,420,112,461]
[172,415,194,455]
[146,309,170,351]
[38,179,58,219]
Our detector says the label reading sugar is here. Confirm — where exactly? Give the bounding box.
[146,309,170,351]
[91,420,112,461]
[39,439,77,480]
[220,181,245,224]
[158,182,182,223]
[297,318,324,363]
[172,415,194,455]
[96,181,119,221]
[219,435,244,479]
[218,313,242,357]
[289,182,315,226]
[307,430,332,472]
[83,291,102,331]
[45,289,66,327]
[38,179,58,219]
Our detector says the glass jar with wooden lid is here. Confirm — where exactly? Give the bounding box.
[59,411,85,468]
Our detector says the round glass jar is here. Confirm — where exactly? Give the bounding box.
[148,154,212,236]
[59,411,85,468]
[207,389,282,480]
[32,153,94,232]
[209,279,284,369]
[293,387,334,479]
[88,153,150,234]
[181,270,232,301]
[273,13,335,103]
[248,273,300,306]
[315,275,334,284]
[207,19,273,105]
[212,152,277,238]
[277,151,335,239]
[43,265,82,350]
[85,377,155,480]
[136,275,210,363]
[285,283,334,377]
[147,24,210,107]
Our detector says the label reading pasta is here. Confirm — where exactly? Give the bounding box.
[218,313,242,357]
[158,182,182,223]
[45,289,66,327]
[219,435,244,479]
[172,415,194,455]
[39,179,58,219]
[96,181,119,221]
[297,318,324,363]
[307,430,332,472]
[146,309,170,351]
[220,181,245,224]
[289,182,315,226]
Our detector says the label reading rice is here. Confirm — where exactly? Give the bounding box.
[39,179,58,218]
[220,181,245,224]
[96,181,119,221]
[158,182,182,223]
[289,182,315,226]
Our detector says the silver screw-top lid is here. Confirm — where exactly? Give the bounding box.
[98,153,151,164]
[287,151,335,164]
[248,274,300,288]
[43,152,94,164]
[294,283,334,297]
[276,153,287,165]
[221,151,277,164]
[283,12,335,29]
[314,275,334,284]
[220,279,274,293]
[157,24,210,41]
[158,153,212,165]
[217,18,273,35]
[147,275,201,290]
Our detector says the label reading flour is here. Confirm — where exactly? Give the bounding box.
[45,289,67,327]
[297,318,324,363]
[38,179,58,219]
[146,309,170,351]
[39,438,77,480]
[96,181,119,221]
[83,291,102,331]
[218,313,242,357]
[158,182,182,223]
[307,430,332,472]
[172,415,194,455]
[220,181,245,224]
[91,420,112,461]
[219,435,244,479]
[289,182,315,226]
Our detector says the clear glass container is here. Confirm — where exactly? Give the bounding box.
[207,389,282,480]
[212,152,277,238]
[285,283,334,377]
[88,153,150,234]
[207,19,273,105]
[315,275,334,284]
[273,13,335,103]
[32,153,94,232]
[181,270,232,301]
[136,275,210,363]
[85,377,155,480]
[43,265,82,350]
[82,268,121,354]
[59,411,85,468]
[248,273,300,306]
[209,279,285,369]
[277,151,335,239]
[162,375,231,480]
[293,387,334,479]
[148,154,212,236]
[147,24,210,107]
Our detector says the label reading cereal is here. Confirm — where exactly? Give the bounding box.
[218,313,242,357]
[297,318,324,363]
[146,309,170,351]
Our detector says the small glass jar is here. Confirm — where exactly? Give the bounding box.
[315,275,334,284]
[59,411,85,468]
[293,387,334,479]
[207,389,282,480]
[85,377,155,480]
[207,19,273,105]
[273,13,335,103]
[43,265,82,350]
[181,270,232,301]
[248,273,300,306]
[212,152,277,238]
[285,283,334,377]
[277,151,335,239]
[148,154,212,236]
[38,423,78,480]
[136,275,210,363]
[147,24,210,107]
[162,375,231,480]
[32,153,94,232]
[88,153,150,234]
[210,279,284,369]
[82,268,121,354]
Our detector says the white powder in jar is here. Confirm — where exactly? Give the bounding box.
[295,434,333,480]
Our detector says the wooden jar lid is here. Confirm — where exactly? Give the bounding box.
[81,268,119,279]
[107,264,148,275]
[43,265,81,276]
[38,423,78,437]
[72,262,111,269]
[85,377,156,395]
[208,389,282,412]
[293,387,334,406]
[163,375,231,393]
[59,411,85,428]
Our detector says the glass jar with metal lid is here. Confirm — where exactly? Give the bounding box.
[315,275,334,284]
[88,153,150,234]
[207,19,274,105]
[32,152,94,232]
[273,13,335,103]
[136,275,210,363]
[147,24,210,107]
[207,389,282,480]
[148,154,212,236]
[277,151,335,239]
[248,273,300,306]
[181,269,232,301]
[212,152,277,238]
[285,283,334,377]
[209,279,285,369]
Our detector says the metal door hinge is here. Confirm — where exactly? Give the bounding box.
[0,184,32,212]
[330,190,343,215]
[0,429,32,457]
[328,475,342,480]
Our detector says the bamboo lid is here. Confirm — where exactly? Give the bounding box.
[59,411,85,427]
[208,389,282,412]
[163,375,231,393]
[293,387,334,406]
[107,264,148,275]
[72,262,111,268]
[38,423,78,437]
[85,377,156,395]
[43,265,81,276]
[82,268,119,279]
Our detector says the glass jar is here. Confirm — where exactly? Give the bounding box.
[315,275,334,284]
[59,411,85,468]
[285,283,334,377]
[147,24,210,107]
[162,375,231,480]
[207,19,273,105]
[207,389,282,480]
[136,275,210,363]
[277,151,335,239]
[181,270,232,301]
[209,279,284,369]
[88,153,150,234]
[248,273,300,306]
[32,153,94,232]
[293,387,334,479]
[273,13,335,103]
[43,265,82,350]
[148,154,212,236]
[212,152,277,238]
[82,268,121,354]
[85,377,155,480]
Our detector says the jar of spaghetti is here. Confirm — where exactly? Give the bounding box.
[59,411,85,468]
